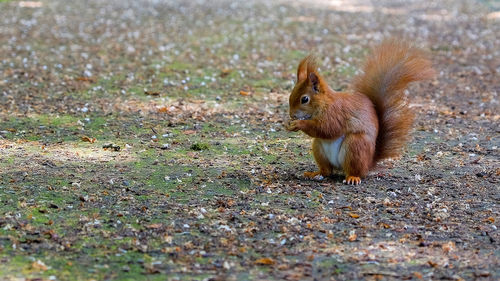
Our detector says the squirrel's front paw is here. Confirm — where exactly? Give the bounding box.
[343,176,361,185]
[286,120,301,132]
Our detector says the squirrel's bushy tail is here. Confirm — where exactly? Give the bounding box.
[353,39,435,162]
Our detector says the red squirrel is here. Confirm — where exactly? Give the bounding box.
[286,39,435,185]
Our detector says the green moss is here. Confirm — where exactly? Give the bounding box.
[190,143,210,151]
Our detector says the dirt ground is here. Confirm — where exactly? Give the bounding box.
[0,0,499,280]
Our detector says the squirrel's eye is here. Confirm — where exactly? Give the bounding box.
[301,96,309,104]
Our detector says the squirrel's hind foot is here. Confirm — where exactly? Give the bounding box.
[343,176,361,185]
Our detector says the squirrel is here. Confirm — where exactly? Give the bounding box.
[286,39,435,185]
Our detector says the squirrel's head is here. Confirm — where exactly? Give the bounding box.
[289,55,327,120]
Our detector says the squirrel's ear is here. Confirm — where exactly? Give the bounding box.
[297,57,309,82]
[309,72,320,93]
[297,55,316,82]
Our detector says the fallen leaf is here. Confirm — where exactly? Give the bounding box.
[255,257,275,265]
[146,223,163,229]
[240,90,251,96]
[19,1,43,8]
[348,212,360,218]
[483,217,495,223]
[348,230,357,241]
[144,263,160,274]
[474,271,490,277]
[163,235,173,243]
[220,69,232,77]
[81,136,96,143]
[379,222,391,229]
[442,241,455,253]
[277,264,289,270]
[75,77,94,82]
[32,260,48,271]
[183,130,196,135]
[144,91,160,96]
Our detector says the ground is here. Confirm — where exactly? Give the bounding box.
[0,0,499,280]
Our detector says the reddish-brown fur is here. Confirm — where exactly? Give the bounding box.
[287,39,435,184]
[352,39,436,161]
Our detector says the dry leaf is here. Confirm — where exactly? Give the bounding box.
[255,257,275,265]
[379,222,391,229]
[183,130,196,135]
[32,260,48,271]
[81,136,96,143]
[442,241,455,253]
[240,90,251,96]
[75,77,94,82]
[348,231,357,242]
[220,69,232,77]
[146,223,162,229]
[348,212,360,218]
[144,91,160,96]
[483,217,495,223]
[158,106,168,113]
[163,235,173,243]
[19,1,43,8]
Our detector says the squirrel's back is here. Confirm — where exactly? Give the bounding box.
[352,39,435,161]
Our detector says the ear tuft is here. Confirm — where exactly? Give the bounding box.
[297,55,317,82]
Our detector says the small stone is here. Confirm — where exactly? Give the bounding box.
[476,171,486,177]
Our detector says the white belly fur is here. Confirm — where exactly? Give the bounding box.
[318,136,346,169]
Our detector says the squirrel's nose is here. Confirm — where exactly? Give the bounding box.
[291,110,301,120]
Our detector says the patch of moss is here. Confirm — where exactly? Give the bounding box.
[190,143,210,151]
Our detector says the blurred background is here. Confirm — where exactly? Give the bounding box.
[1,0,499,117]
